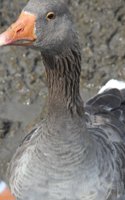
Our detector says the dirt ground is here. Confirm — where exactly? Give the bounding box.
[0,0,125,181]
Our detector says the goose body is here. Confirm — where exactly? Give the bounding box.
[0,1,125,200]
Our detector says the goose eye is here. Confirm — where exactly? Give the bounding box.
[46,12,55,20]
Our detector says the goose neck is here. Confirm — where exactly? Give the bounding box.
[42,47,84,117]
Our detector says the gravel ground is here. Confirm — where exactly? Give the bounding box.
[0,0,125,181]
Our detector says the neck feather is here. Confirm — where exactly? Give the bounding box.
[42,44,84,117]
[40,43,93,167]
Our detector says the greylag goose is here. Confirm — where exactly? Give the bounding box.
[0,0,125,200]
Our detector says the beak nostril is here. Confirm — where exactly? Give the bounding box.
[16,28,24,33]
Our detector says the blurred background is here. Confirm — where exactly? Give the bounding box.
[0,0,125,182]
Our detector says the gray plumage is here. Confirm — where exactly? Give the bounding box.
[5,0,125,199]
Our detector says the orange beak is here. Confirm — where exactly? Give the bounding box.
[0,11,36,46]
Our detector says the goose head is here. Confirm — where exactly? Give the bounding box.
[0,0,76,56]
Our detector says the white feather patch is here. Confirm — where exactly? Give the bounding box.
[98,79,125,94]
[0,181,7,193]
